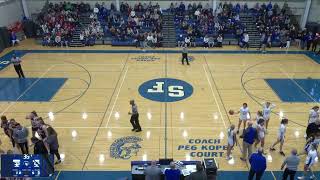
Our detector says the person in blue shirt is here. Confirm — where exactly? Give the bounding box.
[248,148,267,180]
[165,162,181,180]
[241,122,257,161]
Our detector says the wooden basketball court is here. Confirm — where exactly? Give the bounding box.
[0,40,319,174]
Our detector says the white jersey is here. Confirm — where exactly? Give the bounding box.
[257,124,266,140]
[227,128,235,146]
[262,103,275,120]
[278,124,286,140]
[240,107,250,120]
[308,109,319,124]
[305,149,318,166]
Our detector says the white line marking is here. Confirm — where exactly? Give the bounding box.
[0,65,55,115]
[104,66,129,128]
[203,64,227,128]
[270,171,276,180]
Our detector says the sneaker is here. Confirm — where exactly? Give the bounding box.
[236,130,239,134]
[226,156,232,160]
[135,129,142,132]
[270,147,276,151]
[55,160,61,165]
[131,129,136,131]
[297,176,305,180]
[280,151,285,156]
[240,157,246,161]
[310,175,315,179]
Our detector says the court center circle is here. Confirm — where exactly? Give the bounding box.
[138,78,193,102]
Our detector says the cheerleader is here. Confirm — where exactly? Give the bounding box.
[254,119,266,152]
[270,118,289,156]
[308,106,319,124]
[226,124,237,160]
[262,102,275,131]
[236,103,251,134]
[298,144,319,179]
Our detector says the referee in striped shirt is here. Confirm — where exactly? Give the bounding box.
[11,54,25,78]
[128,100,142,132]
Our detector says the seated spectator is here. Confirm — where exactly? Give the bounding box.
[186,162,207,180]
[178,35,184,47]
[208,37,215,47]
[216,34,223,47]
[147,33,154,47]
[185,36,191,47]
[203,35,209,48]
[55,34,62,47]
[165,162,181,180]
[11,32,20,46]
[144,160,162,180]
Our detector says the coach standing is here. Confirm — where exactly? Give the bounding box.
[128,100,142,132]
[248,148,266,180]
[11,54,25,78]
[181,44,190,65]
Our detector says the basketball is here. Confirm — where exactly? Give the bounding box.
[229,109,234,115]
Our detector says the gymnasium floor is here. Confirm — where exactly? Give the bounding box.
[0,40,320,179]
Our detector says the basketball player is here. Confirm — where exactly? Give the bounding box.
[226,124,237,160]
[181,44,189,65]
[236,103,251,134]
[298,144,319,179]
[308,106,319,124]
[254,119,266,152]
[270,118,289,156]
[11,54,25,78]
[1,116,15,148]
[262,102,275,132]
[128,100,142,132]
[26,111,39,137]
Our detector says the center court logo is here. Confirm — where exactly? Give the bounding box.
[139,78,193,102]
[110,136,143,160]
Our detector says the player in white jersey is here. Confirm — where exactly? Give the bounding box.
[254,119,266,152]
[262,102,275,131]
[236,103,251,134]
[226,124,237,160]
[270,118,288,156]
[308,106,319,124]
[298,144,319,179]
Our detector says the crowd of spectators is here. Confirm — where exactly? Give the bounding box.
[106,2,163,48]
[174,2,246,48]
[36,2,88,47]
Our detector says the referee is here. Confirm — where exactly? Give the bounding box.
[11,54,25,78]
[128,100,142,132]
[181,44,190,65]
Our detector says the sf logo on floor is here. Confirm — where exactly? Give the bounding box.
[139,78,193,102]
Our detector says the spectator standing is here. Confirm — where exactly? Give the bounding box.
[203,35,209,48]
[181,44,189,65]
[240,122,257,161]
[11,54,25,78]
[186,162,207,180]
[248,148,266,180]
[144,161,162,180]
[242,32,249,50]
[164,162,181,180]
[185,36,191,47]
[281,148,300,180]
[311,33,319,52]
[306,32,313,50]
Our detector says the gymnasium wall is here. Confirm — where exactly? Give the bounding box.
[308,0,320,23]
[0,0,24,27]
